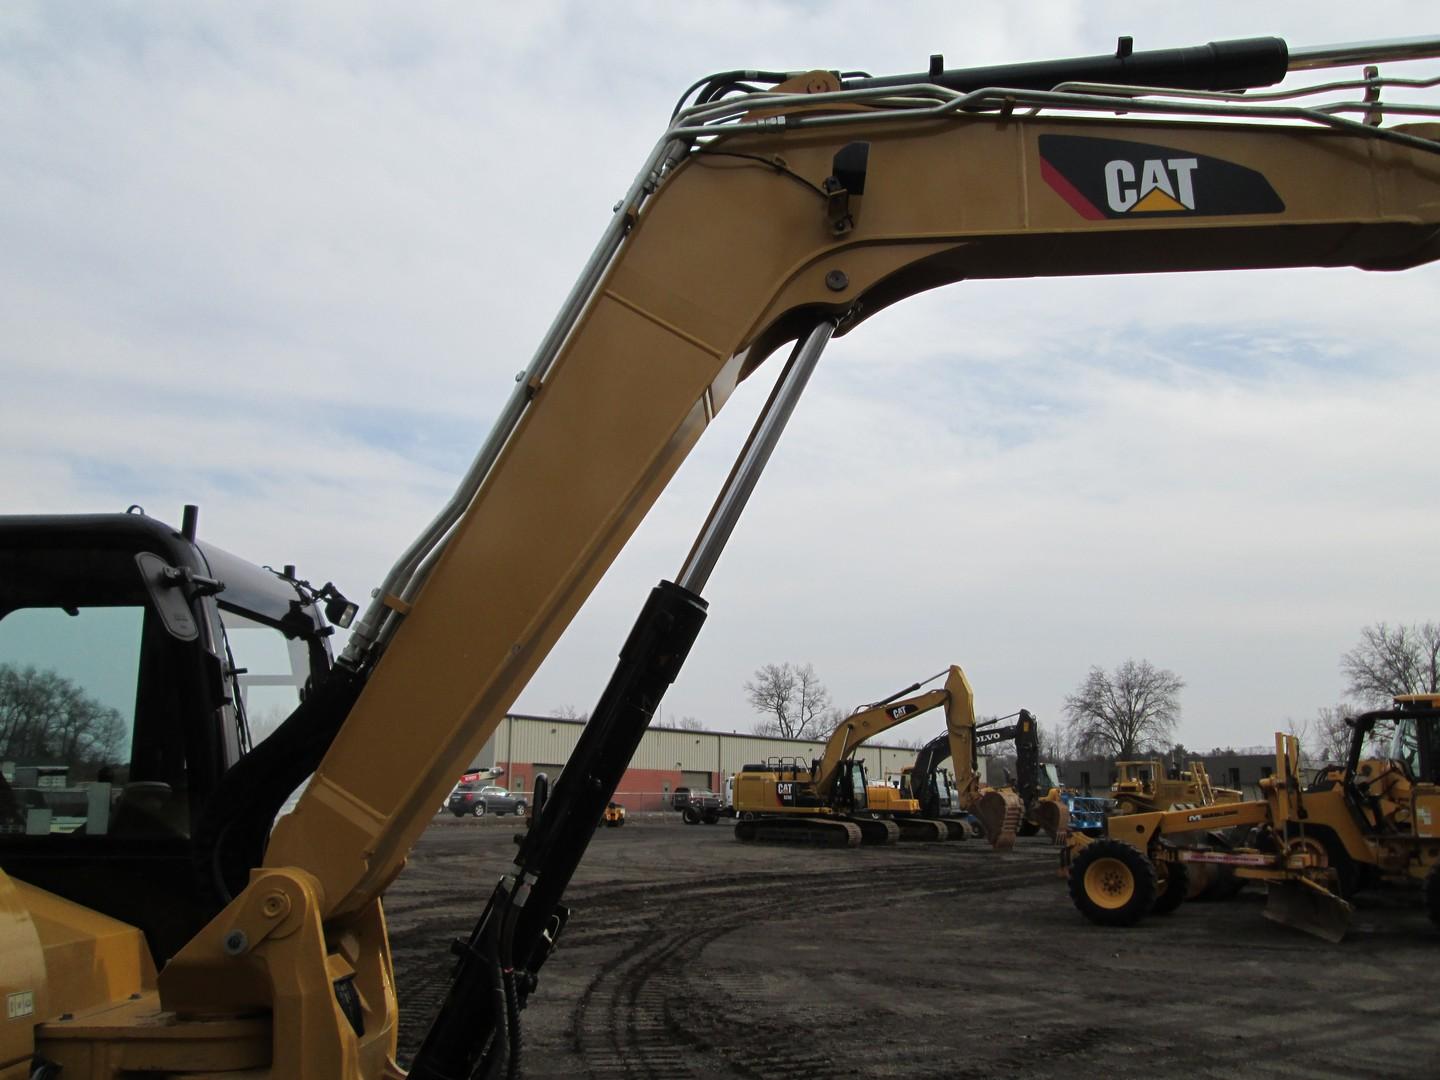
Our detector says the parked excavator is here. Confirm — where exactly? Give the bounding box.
[732,665,997,846]
[901,713,1089,841]
[5,31,1440,1080]
[1063,696,1440,941]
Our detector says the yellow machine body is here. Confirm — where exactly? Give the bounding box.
[1110,759,1241,814]
[9,39,1440,1075]
[1067,701,1440,939]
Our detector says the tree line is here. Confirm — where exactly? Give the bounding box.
[0,663,127,775]
[735,619,1438,763]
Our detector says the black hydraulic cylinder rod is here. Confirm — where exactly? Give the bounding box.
[509,578,708,968]
[871,679,923,709]
[842,36,1289,95]
[408,579,707,1080]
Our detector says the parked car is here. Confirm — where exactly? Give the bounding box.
[675,788,721,824]
[603,801,627,827]
[448,782,527,818]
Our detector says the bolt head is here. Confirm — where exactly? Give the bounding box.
[825,269,849,292]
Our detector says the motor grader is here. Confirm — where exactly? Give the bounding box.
[1084,756,1247,897]
[5,30,1440,1080]
[1063,696,1440,941]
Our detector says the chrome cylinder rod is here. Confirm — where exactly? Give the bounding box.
[1289,36,1440,71]
[677,319,836,595]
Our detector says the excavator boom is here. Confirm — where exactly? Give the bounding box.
[7,32,1440,1079]
[269,50,1440,928]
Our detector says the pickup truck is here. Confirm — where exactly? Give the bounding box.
[672,787,721,825]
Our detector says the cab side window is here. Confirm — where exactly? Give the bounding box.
[0,557,192,840]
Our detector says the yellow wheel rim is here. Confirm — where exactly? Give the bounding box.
[1084,856,1136,909]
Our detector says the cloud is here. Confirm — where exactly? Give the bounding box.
[4,2,1440,755]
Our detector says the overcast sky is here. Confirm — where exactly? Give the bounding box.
[4,3,1439,754]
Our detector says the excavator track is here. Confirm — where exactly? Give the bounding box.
[853,817,900,846]
[734,816,863,848]
[895,817,950,842]
[938,818,971,841]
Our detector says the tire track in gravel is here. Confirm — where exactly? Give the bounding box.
[570,858,1047,1079]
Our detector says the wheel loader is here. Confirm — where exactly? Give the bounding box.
[5,31,1440,1079]
[1063,696,1440,941]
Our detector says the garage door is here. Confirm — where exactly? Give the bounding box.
[681,770,711,792]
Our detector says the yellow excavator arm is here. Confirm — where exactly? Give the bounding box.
[174,42,1440,1074]
[809,667,970,796]
[269,81,1440,932]
[10,32,1440,1080]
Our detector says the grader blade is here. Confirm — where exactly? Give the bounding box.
[974,790,1023,850]
[1263,878,1352,943]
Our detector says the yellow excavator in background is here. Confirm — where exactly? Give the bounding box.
[5,31,1440,1079]
[900,711,1083,842]
[732,665,983,846]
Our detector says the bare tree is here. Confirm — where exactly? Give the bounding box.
[794,664,831,736]
[745,662,832,740]
[670,715,707,731]
[1341,622,1440,705]
[1038,722,1076,764]
[0,664,126,774]
[551,705,589,721]
[1063,659,1184,759]
[1311,704,1355,763]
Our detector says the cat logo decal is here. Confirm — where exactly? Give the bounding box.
[1039,134,1284,220]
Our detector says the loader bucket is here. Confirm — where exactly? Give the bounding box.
[1030,797,1068,841]
[1263,878,1352,943]
[974,790,1023,851]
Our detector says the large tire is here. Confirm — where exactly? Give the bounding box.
[472,801,487,818]
[702,811,719,825]
[682,806,700,825]
[1425,863,1440,928]
[1068,839,1157,928]
[1285,826,1359,899]
[1152,859,1189,915]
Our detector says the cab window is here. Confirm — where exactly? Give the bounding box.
[219,608,312,749]
[0,577,190,840]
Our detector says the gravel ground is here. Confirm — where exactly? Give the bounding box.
[386,813,1440,1079]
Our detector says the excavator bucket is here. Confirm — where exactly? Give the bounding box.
[974,790,1023,850]
[1263,878,1352,943]
[1030,797,1068,841]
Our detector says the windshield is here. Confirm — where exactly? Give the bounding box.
[849,762,868,809]
[0,543,191,839]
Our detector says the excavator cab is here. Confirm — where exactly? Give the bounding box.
[835,760,870,813]
[0,511,338,962]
